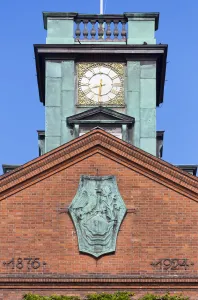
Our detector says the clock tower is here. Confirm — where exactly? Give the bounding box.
[35,12,167,156]
[1,9,198,300]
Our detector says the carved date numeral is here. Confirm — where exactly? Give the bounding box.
[151,259,194,270]
[3,258,47,270]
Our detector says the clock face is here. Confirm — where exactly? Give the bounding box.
[78,63,125,106]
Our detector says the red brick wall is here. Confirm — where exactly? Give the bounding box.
[0,153,198,299]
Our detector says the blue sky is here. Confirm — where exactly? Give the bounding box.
[0,0,197,174]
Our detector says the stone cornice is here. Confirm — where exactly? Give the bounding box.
[67,107,135,125]
[43,12,78,29]
[34,44,167,106]
[0,129,197,201]
[124,12,159,30]
[43,12,159,30]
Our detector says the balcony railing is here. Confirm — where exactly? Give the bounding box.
[43,12,159,44]
[74,14,127,42]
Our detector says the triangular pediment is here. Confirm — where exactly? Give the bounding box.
[0,129,197,201]
[67,107,135,124]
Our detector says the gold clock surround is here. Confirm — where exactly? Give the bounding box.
[77,62,125,106]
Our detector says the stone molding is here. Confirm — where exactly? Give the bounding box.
[43,12,159,30]
[0,129,197,201]
[67,107,135,125]
[2,275,198,290]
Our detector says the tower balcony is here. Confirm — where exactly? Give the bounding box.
[43,12,159,45]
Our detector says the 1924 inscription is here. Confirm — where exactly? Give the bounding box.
[151,259,194,270]
[3,258,47,270]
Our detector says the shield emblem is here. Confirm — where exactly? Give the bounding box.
[69,175,127,257]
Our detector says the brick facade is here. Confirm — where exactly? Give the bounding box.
[0,129,198,299]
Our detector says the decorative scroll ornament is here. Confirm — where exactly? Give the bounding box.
[69,175,127,257]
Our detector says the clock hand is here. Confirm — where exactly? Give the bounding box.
[91,84,100,89]
[98,79,103,104]
[90,83,106,89]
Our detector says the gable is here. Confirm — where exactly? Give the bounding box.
[0,151,198,278]
[81,112,121,121]
[0,134,198,293]
[0,129,197,201]
[67,107,135,124]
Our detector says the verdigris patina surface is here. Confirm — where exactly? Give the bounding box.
[69,175,127,257]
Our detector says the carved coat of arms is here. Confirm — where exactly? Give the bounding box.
[69,175,127,257]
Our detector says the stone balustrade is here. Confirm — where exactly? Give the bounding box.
[43,12,159,44]
[74,15,127,42]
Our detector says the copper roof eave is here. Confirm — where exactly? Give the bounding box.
[177,165,198,177]
[34,44,168,106]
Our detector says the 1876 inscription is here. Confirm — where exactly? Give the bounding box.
[3,258,46,270]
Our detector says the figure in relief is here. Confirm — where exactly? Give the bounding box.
[69,175,127,257]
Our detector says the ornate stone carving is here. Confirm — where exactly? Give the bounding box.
[69,175,127,257]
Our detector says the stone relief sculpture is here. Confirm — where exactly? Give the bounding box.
[69,175,127,257]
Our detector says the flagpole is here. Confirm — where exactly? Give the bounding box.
[100,0,103,14]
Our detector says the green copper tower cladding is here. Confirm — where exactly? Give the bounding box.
[35,12,167,155]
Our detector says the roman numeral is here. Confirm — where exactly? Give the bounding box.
[83,88,91,95]
[91,68,97,75]
[111,89,117,95]
[112,75,118,80]
[85,73,92,78]
[112,82,121,87]
[89,93,95,100]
